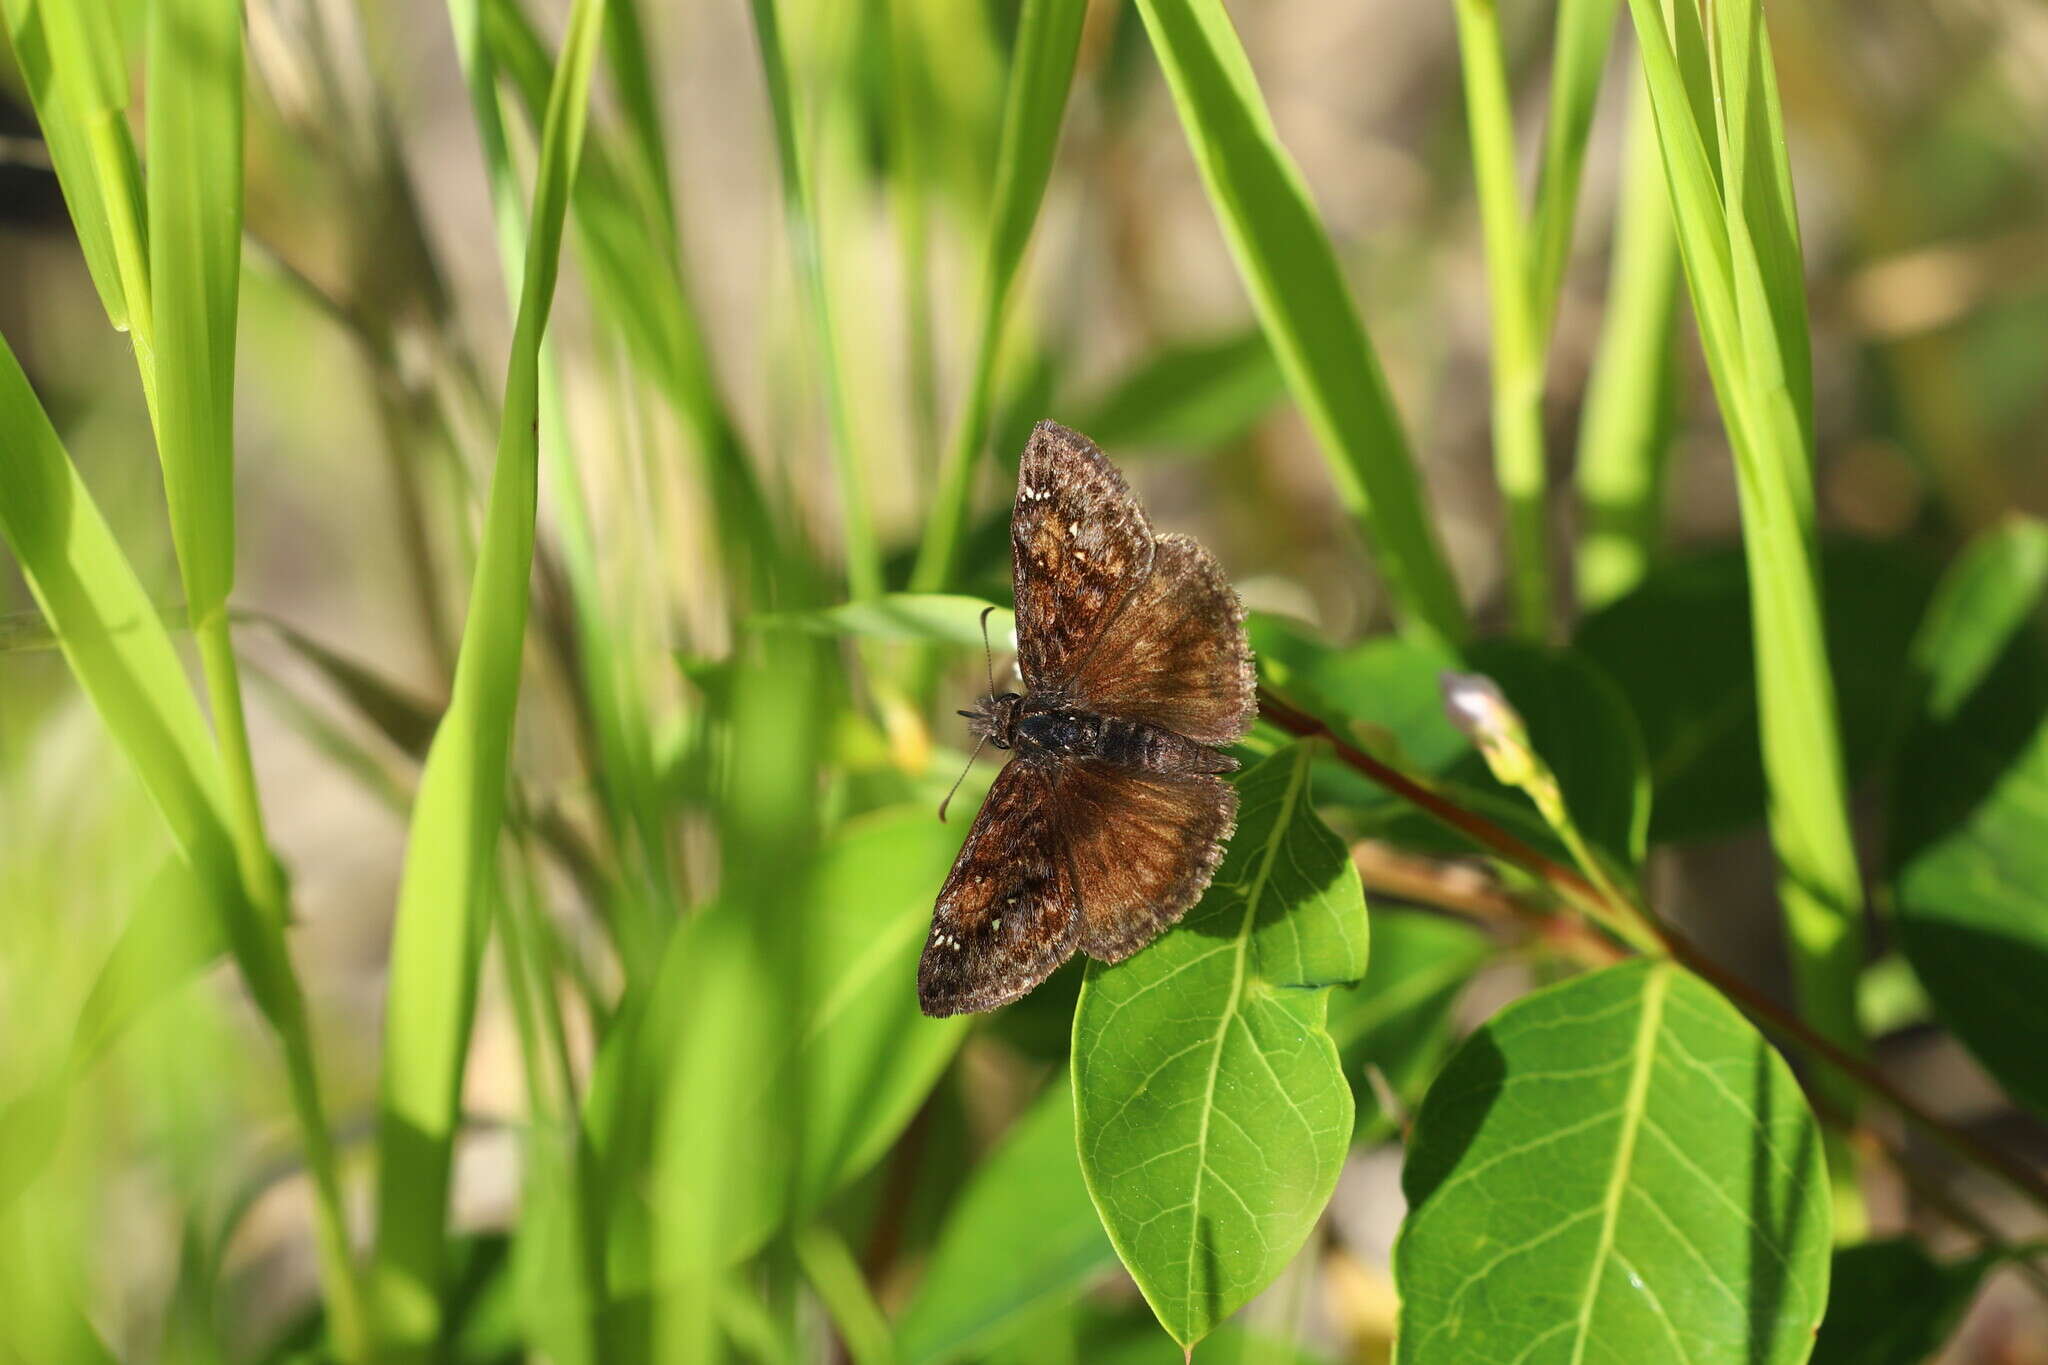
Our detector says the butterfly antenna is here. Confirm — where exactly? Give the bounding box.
[979,605,1000,696]
[937,731,991,823]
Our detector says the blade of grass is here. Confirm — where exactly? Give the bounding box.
[908,0,1087,597]
[749,0,882,604]
[1624,0,1867,1225]
[794,1223,895,1365]
[1528,0,1622,331]
[368,0,606,1351]
[1130,0,1468,650]
[35,0,155,406]
[1573,74,1681,608]
[482,0,784,609]
[478,0,679,970]
[0,0,130,327]
[1453,0,1553,637]
[0,335,367,1358]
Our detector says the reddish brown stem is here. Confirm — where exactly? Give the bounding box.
[1259,685,2048,1217]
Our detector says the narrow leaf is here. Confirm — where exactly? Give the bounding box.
[1130,0,1467,649]
[1074,742,1368,1348]
[369,0,606,1348]
[756,594,1015,649]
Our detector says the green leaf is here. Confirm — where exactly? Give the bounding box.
[1577,540,1938,841]
[1070,328,1285,455]
[369,0,605,1349]
[1889,524,2048,1118]
[0,0,131,327]
[1811,1239,1991,1365]
[897,1073,1114,1365]
[0,335,262,1001]
[1129,0,1467,650]
[625,809,969,1281]
[1327,911,1490,1144]
[1394,961,1831,1364]
[1074,742,1368,1348]
[756,594,1015,649]
[912,0,1088,593]
[1907,516,2048,721]
[146,0,243,624]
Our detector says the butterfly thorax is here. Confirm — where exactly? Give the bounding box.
[967,691,1234,776]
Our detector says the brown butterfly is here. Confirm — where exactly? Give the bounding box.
[917,421,1256,1017]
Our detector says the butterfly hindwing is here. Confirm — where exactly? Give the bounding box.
[1061,760,1238,962]
[918,755,1082,1017]
[1012,422,1155,693]
[1064,532,1256,746]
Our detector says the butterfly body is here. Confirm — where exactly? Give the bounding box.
[964,691,1237,776]
[919,422,1256,1018]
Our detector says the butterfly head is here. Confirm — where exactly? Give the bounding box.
[959,692,1024,750]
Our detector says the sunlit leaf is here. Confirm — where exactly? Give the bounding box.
[1074,742,1368,1348]
[1395,961,1831,1363]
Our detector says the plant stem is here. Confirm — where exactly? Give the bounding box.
[1260,685,2048,1220]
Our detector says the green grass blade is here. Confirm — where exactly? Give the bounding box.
[1130,0,1467,649]
[0,334,367,1356]
[146,0,241,627]
[1573,77,1681,608]
[1453,0,1552,637]
[147,0,287,925]
[368,0,606,1350]
[1528,0,1621,331]
[35,0,155,394]
[749,0,883,602]
[1624,0,1867,1220]
[0,0,130,327]
[908,0,1086,597]
[483,0,783,606]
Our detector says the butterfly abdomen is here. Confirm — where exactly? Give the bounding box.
[1015,701,1234,776]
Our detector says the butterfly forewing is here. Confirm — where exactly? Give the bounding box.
[1012,422,1154,692]
[1064,533,1256,745]
[922,421,1256,1016]
[918,756,1082,1016]
[1061,761,1238,962]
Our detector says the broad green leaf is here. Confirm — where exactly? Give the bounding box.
[897,1073,1113,1364]
[1394,961,1831,1364]
[1907,516,2048,721]
[757,595,1016,649]
[369,0,605,1349]
[1327,910,1490,1144]
[1129,0,1467,650]
[626,809,968,1283]
[1889,528,2048,1118]
[1070,328,1285,455]
[912,0,1088,593]
[1074,742,1368,1348]
[1811,1238,1991,1365]
[1577,540,1938,841]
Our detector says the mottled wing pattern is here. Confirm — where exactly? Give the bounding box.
[918,756,1082,1016]
[1012,421,1155,692]
[1060,760,1238,963]
[1065,532,1256,746]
